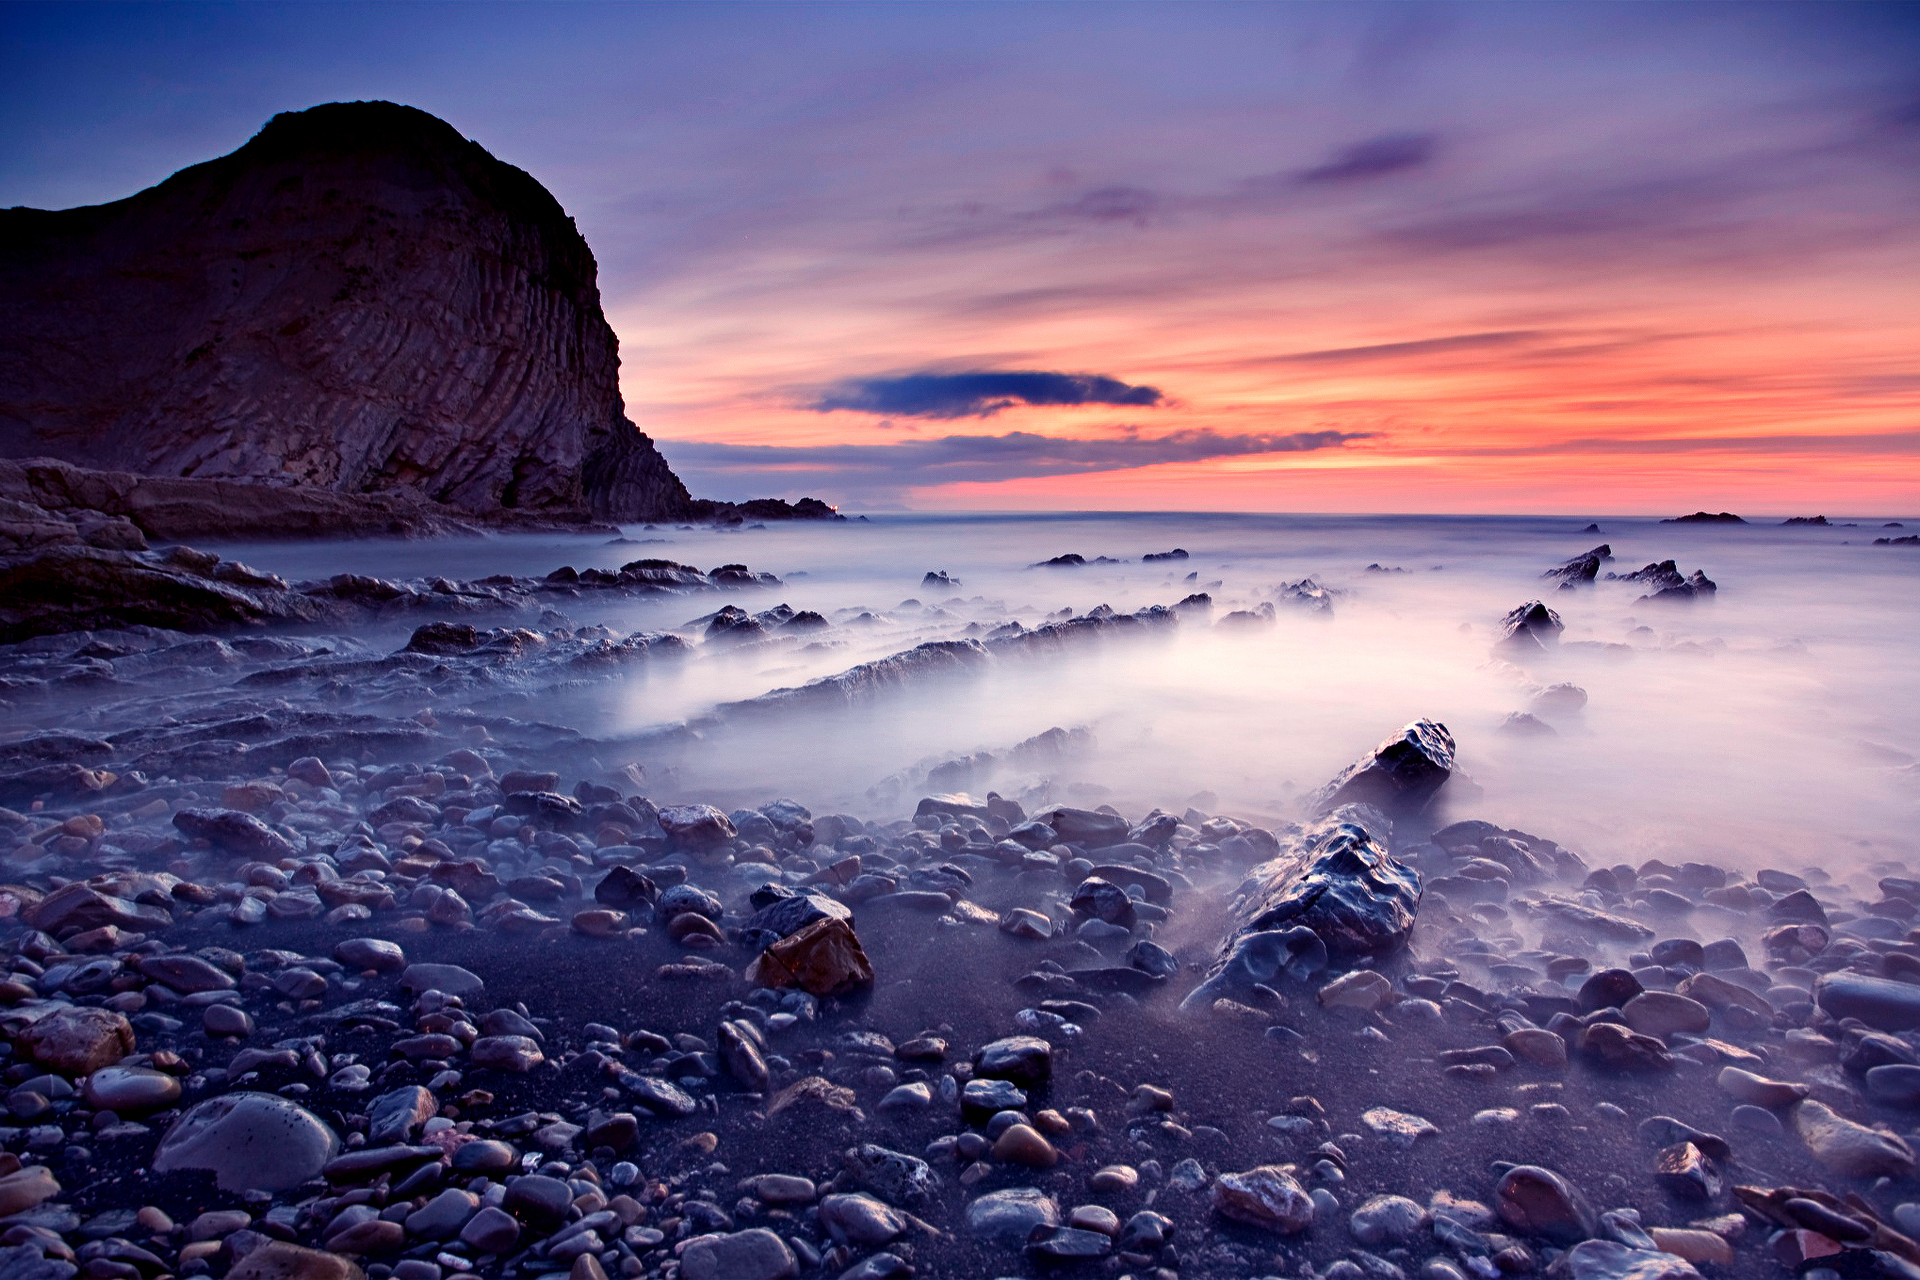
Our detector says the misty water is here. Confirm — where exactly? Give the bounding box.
[213,511,1920,877]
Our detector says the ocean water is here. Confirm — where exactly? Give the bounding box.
[213,511,1920,875]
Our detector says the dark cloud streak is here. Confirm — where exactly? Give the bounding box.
[811,370,1165,419]
[1298,133,1438,183]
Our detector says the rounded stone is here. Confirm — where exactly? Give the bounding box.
[154,1091,341,1192]
[819,1193,905,1247]
[680,1227,796,1280]
[82,1065,181,1115]
[1493,1166,1594,1245]
[202,1004,255,1038]
[451,1138,519,1174]
[992,1123,1058,1168]
[1350,1194,1429,1246]
[1622,991,1711,1038]
[967,1186,1061,1246]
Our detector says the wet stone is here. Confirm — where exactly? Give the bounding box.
[81,1066,180,1114]
[962,1077,1027,1118]
[470,1035,544,1072]
[1494,1165,1594,1244]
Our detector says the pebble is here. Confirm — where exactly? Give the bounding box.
[1494,1165,1594,1244]
[82,1065,181,1114]
[679,1227,797,1280]
[992,1123,1058,1167]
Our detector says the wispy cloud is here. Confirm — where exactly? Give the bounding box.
[1297,133,1438,183]
[810,370,1165,419]
[664,427,1371,500]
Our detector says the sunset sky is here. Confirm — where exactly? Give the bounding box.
[5,2,1918,513]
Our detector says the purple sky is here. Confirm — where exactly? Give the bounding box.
[5,2,1918,512]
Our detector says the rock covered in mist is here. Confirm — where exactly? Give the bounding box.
[1309,718,1456,817]
[1545,543,1612,585]
[1661,511,1746,523]
[1496,600,1564,655]
[1187,806,1420,1009]
[1607,560,1717,603]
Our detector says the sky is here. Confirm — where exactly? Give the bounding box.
[4,2,1919,514]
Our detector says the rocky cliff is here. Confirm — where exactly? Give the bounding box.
[0,101,693,522]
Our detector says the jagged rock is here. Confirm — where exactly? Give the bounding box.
[1606,560,1718,603]
[1661,512,1745,524]
[1310,719,1455,815]
[0,538,337,643]
[1545,544,1612,584]
[1189,807,1418,1010]
[746,917,874,998]
[1496,601,1564,654]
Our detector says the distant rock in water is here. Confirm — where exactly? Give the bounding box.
[1661,512,1746,524]
[1781,516,1831,526]
[1141,548,1188,562]
[1606,560,1716,603]
[1581,522,1602,533]
[1544,544,1611,586]
[0,100,795,527]
[1876,535,1920,547]
[1496,600,1564,655]
[1032,554,1087,568]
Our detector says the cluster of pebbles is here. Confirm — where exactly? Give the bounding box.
[3,561,1920,1280]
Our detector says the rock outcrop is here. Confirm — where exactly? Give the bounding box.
[1,101,689,522]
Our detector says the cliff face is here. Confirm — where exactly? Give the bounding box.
[0,101,692,521]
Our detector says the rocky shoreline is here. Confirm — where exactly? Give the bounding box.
[2,532,1918,1280]
[4,664,1920,1280]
